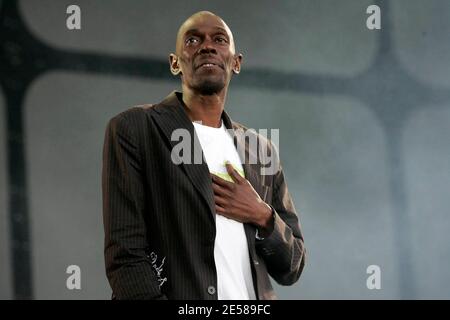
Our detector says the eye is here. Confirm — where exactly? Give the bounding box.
[215,36,228,43]
[185,37,199,45]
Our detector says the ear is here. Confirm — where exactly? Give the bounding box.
[232,53,243,74]
[169,53,182,76]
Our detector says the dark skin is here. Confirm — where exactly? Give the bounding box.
[213,163,274,237]
[169,12,274,236]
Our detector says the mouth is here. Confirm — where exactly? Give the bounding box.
[196,62,223,70]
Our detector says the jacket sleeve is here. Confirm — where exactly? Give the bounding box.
[102,112,166,300]
[255,146,306,286]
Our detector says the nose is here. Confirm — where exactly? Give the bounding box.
[198,38,217,54]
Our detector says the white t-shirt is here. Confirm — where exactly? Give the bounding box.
[193,120,256,300]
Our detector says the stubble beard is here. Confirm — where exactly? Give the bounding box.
[193,77,225,95]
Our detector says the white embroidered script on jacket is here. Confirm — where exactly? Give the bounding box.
[150,252,167,288]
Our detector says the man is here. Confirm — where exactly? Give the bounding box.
[102,11,305,300]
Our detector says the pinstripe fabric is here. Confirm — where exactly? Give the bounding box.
[102,91,306,300]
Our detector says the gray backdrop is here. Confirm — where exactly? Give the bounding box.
[1,0,450,299]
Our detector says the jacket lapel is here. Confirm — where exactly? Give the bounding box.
[151,91,216,222]
[223,111,260,259]
[222,111,263,200]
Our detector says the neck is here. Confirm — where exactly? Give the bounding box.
[181,85,228,128]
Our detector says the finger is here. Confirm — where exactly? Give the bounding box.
[214,195,228,207]
[215,205,226,214]
[212,181,233,198]
[215,206,236,221]
[225,162,244,183]
[211,172,234,190]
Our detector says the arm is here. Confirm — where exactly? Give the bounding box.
[102,113,166,300]
[255,165,306,286]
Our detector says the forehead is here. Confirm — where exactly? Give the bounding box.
[178,14,232,39]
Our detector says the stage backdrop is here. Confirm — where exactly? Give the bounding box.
[1,0,450,299]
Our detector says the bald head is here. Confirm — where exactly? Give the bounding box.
[169,11,242,96]
[175,11,236,55]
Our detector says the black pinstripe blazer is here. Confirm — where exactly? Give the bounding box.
[102,91,306,300]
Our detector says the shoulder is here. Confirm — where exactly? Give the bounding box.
[105,103,158,137]
[107,103,157,125]
[112,103,155,121]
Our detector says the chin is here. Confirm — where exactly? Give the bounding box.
[195,80,225,95]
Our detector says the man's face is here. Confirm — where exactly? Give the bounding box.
[170,13,242,95]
